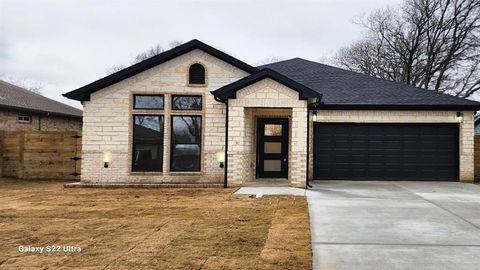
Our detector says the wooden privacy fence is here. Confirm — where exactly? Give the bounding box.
[0,131,81,180]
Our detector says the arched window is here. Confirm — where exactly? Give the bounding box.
[188,63,206,85]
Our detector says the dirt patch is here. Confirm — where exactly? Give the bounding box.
[0,178,312,269]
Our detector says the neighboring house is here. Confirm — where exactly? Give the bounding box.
[0,80,82,131]
[64,39,480,187]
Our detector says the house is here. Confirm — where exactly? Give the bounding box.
[0,80,82,131]
[64,39,480,187]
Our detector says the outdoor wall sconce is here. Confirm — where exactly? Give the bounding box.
[456,112,464,123]
[216,151,225,168]
[312,110,318,122]
[103,151,112,168]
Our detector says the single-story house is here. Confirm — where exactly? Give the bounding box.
[64,39,480,187]
[0,80,82,131]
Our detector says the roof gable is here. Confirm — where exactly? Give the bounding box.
[0,80,82,118]
[211,68,321,100]
[64,39,258,101]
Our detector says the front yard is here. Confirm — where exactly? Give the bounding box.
[0,178,311,269]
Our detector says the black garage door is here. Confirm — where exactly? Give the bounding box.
[313,123,459,181]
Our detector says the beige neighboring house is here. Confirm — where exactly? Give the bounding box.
[0,80,82,131]
[64,40,480,187]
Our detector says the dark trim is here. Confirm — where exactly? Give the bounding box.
[0,104,82,119]
[132,94,165,110]
[313,104,480,111]
[169,115,202,172]
[211,68,322,100]
[171,95,203,111]
[64,39,258,101]
[131,114,164,172]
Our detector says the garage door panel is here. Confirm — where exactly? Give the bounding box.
[313,123,459,181]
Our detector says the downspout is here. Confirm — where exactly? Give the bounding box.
[214,96,228,188]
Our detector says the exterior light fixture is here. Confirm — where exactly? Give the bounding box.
[103,151,112,168]
[312,111,318,122]
[216,151,225,168]
[456,112,464,123]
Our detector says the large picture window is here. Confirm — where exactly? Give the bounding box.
[132,115,164,171]
[170,116,202,172]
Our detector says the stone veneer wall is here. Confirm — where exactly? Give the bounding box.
[0,110,81,132]
[311,110,475,182]
[228,78,308,187]
[80,49,249,183]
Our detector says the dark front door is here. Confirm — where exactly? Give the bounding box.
[257,118,289,178]
[313,123,459,181]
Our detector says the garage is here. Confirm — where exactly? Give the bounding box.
[313,123,459,181]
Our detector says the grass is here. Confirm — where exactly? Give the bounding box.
[0,178,312,269]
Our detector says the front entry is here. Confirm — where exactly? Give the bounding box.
[256,118,289,178]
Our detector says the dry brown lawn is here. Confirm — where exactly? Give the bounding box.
[0,178,312,269]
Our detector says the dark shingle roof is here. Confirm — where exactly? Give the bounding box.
[0,80,82,118]
[211,68,322,100]
[260,58,480,110]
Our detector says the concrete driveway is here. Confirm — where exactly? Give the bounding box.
[307,181,480,270]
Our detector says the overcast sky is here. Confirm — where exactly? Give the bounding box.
[0,0,401,109]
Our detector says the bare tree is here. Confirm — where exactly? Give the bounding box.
[335,0,480,98]
[106,40,184,74]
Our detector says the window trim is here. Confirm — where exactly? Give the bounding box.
[133,94,165,110]
[131,114,164,172]
[171,95,203,111]
[169,115,202,172]
[187,63,207,86]
[18,114,32,123]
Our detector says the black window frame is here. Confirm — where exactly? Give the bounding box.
[188,63,206,85]
[171,95,203,111]
[133,94,165,110]
[131,114,164,172]
[170,115,202,172]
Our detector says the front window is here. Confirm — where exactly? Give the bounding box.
[132,115,164,171]
[170,116,202,171]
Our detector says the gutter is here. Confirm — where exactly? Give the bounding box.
[214,96,229,188]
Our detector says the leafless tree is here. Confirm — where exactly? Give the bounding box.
[334,0,480,98]
[106,40,184,75]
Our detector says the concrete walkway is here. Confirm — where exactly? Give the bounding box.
[307,181,480,270]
